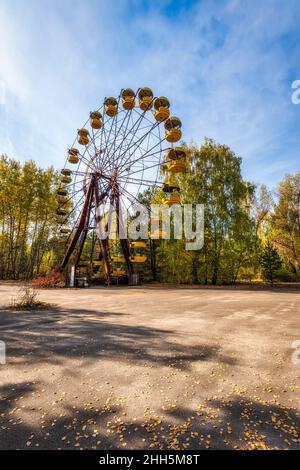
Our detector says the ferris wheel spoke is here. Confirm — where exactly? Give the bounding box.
[118,184,147,208]
[90,128,102,162]
[58,185,87,210]
[117,185,158,220]
[110,108,154,169]
[100,115,127,173]
[108,109,146,160]
[61,196,85,228]
[85,146,100,170]
[119,158,166,179]
[101,126,136,175]
[96,125,105,172]
[61,177,87,190]
[97,113,112,169]
[118,137,166,176]
[99,95,123,170]
[116,121,162,172]
[117,176,162,186]
[104,100,136,166]
[114,123,159,163]
[121,168,162,193]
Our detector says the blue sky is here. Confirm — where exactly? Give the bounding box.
[0,0,299,188]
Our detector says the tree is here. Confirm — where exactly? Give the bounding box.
[258,241,282,286]
[137,187,159,281]
[137,139,257,285]
[0,155,59,279]
[270,172,300,279]
[178,139,256,284]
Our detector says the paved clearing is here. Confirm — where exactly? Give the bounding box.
[0,283,300,450]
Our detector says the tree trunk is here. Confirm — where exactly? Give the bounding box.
[149,238,157,281]
[191,255,198,284]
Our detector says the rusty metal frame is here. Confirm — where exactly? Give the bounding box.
[61,173,134,283]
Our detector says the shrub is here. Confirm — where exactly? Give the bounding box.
[31,270,65,288]
[10,285,52,310]
[258,241,282,286]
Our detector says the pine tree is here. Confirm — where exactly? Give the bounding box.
[259,241,282,286]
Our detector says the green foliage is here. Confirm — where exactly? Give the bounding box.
[258,241,282,286]
[1,144,299,285]
[0,155,60,279]
[270,172,300,278]
[138,139,300,285]
[156,240,192,283]
[146,139,257,285]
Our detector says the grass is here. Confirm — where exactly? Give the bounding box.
[9,285,54,311]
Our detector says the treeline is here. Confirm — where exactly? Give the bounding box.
[0,140,299,285]
[0,155,59,279]
[141,139,300,285]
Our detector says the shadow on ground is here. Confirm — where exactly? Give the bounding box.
[0,381,299,450]
[0,307,235,369]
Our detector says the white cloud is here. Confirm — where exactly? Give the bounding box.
[0,0,299,187]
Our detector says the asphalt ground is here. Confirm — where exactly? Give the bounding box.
[0,283,299,449]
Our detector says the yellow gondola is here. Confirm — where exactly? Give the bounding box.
[151,229,167,239]
[77,128,90,145]
[164,194,181,207]
[166,147,186,160]
[153,96,170,122]
[68,148,79,164]
[61,168,72,176]
[92,260,103,266]
[104,97,118,117]
[58,236,68,243]
[57,188,68,196]
[60,175,72,184]
[111,255,125,262]
[121,88,135,110]
[167,160,186,173]
[112,269,127,277]
[56,208,68,216]
[151,214,163,223]
[138,87,153,111]
[165,147,186,173]
[57,195,68,204]
[130,255,147,263]
[162,181,180,193]
[79,261,90,266]
[131,241,147,249]
[90,111,103,129]
[164,116,182,143]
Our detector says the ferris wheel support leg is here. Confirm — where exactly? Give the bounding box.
[73,188,93,268]
[61,176,94,269]
[73,223,88,268]
[94,182,112,285]
[70,266,75,287]
[114,189,134,277]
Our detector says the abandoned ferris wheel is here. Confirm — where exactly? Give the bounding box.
[56,87,187,284]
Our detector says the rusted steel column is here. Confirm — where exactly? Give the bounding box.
[94,178,112,284]
[61,176,95,269]
[114,186,134,276]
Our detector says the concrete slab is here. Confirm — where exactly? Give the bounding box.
[0,284,299,449]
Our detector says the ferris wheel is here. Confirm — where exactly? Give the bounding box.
[56,87,187,284]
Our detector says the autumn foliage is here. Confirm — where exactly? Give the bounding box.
[31,271,65,288]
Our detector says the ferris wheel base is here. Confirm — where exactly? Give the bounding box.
[128,273,140,286]
[67,265,140,288]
